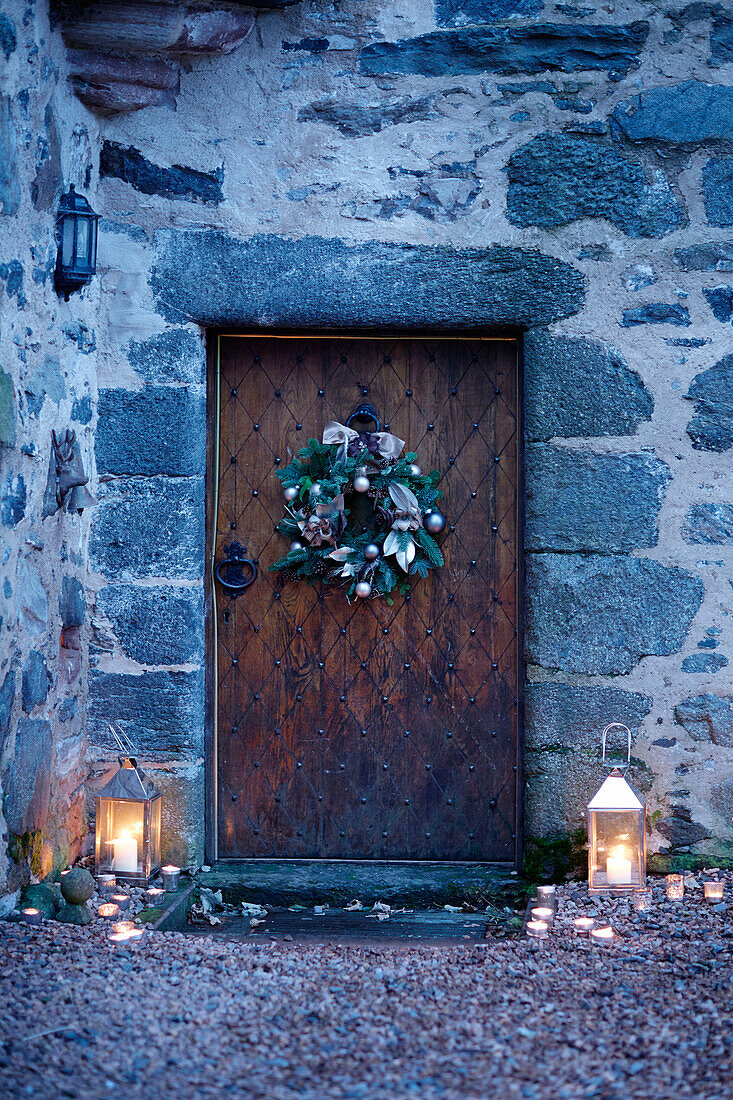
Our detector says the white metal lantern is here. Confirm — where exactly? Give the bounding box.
[587,723,646,895]
[95,756,162,886]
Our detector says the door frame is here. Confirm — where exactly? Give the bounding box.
[204,329,525,868]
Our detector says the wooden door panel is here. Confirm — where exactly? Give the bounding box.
[215,336,520,861]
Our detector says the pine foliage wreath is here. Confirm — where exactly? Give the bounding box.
[270,415,446,603]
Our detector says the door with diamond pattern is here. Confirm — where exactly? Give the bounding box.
[214,335,521,862]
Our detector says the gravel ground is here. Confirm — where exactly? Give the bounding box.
[1,874,732,1100]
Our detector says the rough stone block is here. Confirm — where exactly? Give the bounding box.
[151,230,585,329]
[682,502,733,544]
[298,96,440,137]
[525,682,652,751]
[656,806,710,850]
[685,356,733,452]
[0,669,15,753]
[97,583,204,665]
[88,669,204,758]
[674,241,733,272]
[0,96,19,217]
[506,133,683,237]
[95,387,206,477]
[703,286,733,323]
[681,652,728,674]
[90,477,205,580]
[3,718,52,834]
[703,157,733,226]
[30,104,62,214]
[0,368,16,446]
[621,303,690,326]
[125,328,204,385]
[674,694,733,747]
[359,23,649,77]
[1,471,26,526]
[524,331,653,440]
[16,560,48,636]
[711,775,733,823]
[526,555,704,674]
[436,0,542,24]
[60,576,86,628]
[146,764,205,867]
[612,81,733,143]
[525,445,669,552]
[100,141,223,203]
[21,652,51,713]
[0,15,16,60]
[711,11,733,66]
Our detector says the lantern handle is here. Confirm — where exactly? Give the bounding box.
[601,722,632,769]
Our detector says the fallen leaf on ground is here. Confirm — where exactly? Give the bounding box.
[345,900,363,911]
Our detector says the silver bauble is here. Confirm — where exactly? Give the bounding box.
[283,486,299,503]
[364,543,380,561]
[353,475,370,493]
[310,482,322,497]
[290,540,304,552]
[355,581,372,598]
[424,509,447,535]
[409,463,422,477]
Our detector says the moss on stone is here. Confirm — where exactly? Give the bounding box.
[522,829,588,890]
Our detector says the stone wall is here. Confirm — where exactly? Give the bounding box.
[0,0,100,909]
[4,0,733,897]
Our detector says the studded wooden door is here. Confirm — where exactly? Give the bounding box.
[214,335,521,862]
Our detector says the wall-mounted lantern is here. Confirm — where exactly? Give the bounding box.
[587,723,646,896]
[54,185,99,300]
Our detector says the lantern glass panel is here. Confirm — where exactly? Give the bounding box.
[588,770,646,895]
[61,216,75,267]
[76,217,89,265]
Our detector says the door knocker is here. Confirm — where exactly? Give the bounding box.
[215,542,257,598]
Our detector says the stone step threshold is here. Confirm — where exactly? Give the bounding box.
[199,859,519,908]
[185,906,493,946]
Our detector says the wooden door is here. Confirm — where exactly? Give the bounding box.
[214,336,521,862]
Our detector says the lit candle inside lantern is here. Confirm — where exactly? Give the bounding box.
[110,893,130,911]
[531,906,554,925]
[590,926,615,946]
[606,846,632,886]
[112,832,138,874]
[21,907,42,926]
[573,917,596,935]
[703,881,724,902]
[526,919,549,938]
[98,903,120,920]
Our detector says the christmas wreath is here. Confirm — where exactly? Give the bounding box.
[270,408,446,602]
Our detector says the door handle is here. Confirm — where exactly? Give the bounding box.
[215,542,257,597]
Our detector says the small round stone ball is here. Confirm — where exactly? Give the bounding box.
[284,486,299,503]
[424,509,447,536]
[364,543,380,561]
[60,867,95,906]
[355,581,372,598]
[353,476,370,493]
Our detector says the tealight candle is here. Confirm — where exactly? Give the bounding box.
[96,873,116,894]
[60,867,71,877]
[632,888,652,912]
[110,893,131,911]
[21,907,42,926]
[590,926,615,946]
[161,865,181,891]
[536,885,556,905]
[531,906,555,925]
[98,903,120,920]
[665,873,684,900]
[108,928,144,945]
[573,917,596,935]
[111,920,135,935]
[526,919,549,939]
[703,881,724,902]
[146,887,165,904]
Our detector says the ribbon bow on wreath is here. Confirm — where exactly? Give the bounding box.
[269,413,446,603]
[322,421,406,464]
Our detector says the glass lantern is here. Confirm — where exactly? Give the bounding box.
[54,185,100,299]
[588,723,646,896]
[95,757,162,886]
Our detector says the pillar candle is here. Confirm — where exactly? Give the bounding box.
[606,847,632,885]
[112,833,138,874]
